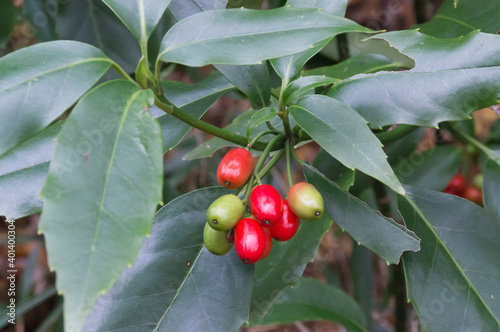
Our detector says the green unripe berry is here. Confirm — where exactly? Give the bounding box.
[288,182,324,221]
[203,223,233,256]
[473,173,484,190]
[206,194,245,231]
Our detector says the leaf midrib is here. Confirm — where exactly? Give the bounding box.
[80,89,145,302]
[404,194,500,327]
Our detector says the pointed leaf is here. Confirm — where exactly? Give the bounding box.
[251,209,334,321]
[269,0,348,82]
[304,164,420,264]
[57,0,141,73]
[399,186,500,331]
[154,72,235,152]
[38,81,163,331]
[0,122,62,220]
[252,278,367,332]
[247,107,278,139]
[283,75,339,104]
[103,0,172,45]
[158,7,373,66]
[0,41,111,156]
[215,63,271,108]
[416,0,500,37]
[290,95,404,194]
[83,187,254,332]
[328,31,500,128]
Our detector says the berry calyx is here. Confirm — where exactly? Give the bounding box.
[261,227,272,259]
[270,199,299,241]
[444,174,467,197]
[288,182,324,221]
[250,184,283,227]
[464,186,483,206]
[203,223,233,256]
[206,194,245,231]
[234,218,266,264]
[217,148,254,189]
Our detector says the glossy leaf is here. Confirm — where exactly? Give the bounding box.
[394,146,462,192]
[399,186,500,331]
[303,53,404,79]
[158,7,373,66]
[0,122,62,220]
[312,149,355,190]
[103,0,171,45]
[483,160,500,220]
[38,81,163,331]
[246,107,278,139]
[290,95,404,194]
[304,164,420,264]
[83,187,254,331]
[283,75,339,104]
[269,0,348,82]
[57,0,141,73]
[416,0,500,38]
[215,63,271,108]
[252,278,367,332]
[155,71,235,152]
[0,41,111,156]
[328,30,500,128]
[251,210,334,321]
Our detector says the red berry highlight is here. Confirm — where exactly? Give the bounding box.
[217,148,254,189]
[270,199,299,241]
[234,218,265,264]
[250,184,283,227]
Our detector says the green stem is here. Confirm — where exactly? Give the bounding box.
[243,173,255,204]
[248,130,282,149]
[446,123,500,164]
[154,95,278,151]
[254,134,286,173]
[285,140,293,188]
[266,120,279,132]
[289,142,306,166]
[258,149,285,179]
[254,171,263,185]
[109,61,139,87]
[375,125,418,145]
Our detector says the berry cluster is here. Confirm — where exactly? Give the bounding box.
[203,148,324,264]
[444,173,483,206]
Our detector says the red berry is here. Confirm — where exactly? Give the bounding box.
[234,218,265,264]
[217,148,254,189]
[444,174,467,197]
[261,227,272,259]
[270,199,299,241]
[250,184,283,227]
[464,186,483,206]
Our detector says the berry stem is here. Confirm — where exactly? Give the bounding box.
[254,134,286,174]
[248,130,282,149]
[285,140,294,188]
[289,141,306,166]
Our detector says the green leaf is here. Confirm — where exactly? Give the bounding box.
[158,7,373,66]
[483,160,500,220]
[269,0,348,82]
[0,122,62,221]
[246,107,278,139]
[57,0,141,73]
[215,63,271,108]
[328,30,500,128]
[416,0,500,37]
[312,148,355,190]
[252,278,367,332]
[283,75,339,104]
[155,71,235,152]
[0,41,111,156]
[385,127,425,166]
[38,80,163,331]
[304,164,420,264]
[303,53,404,79]
[102,0,172,46]
[394,146,462,192]
[83,187,254,331]
[399,186,500,331]
[251,210,334,321]
[290,95,404,194]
